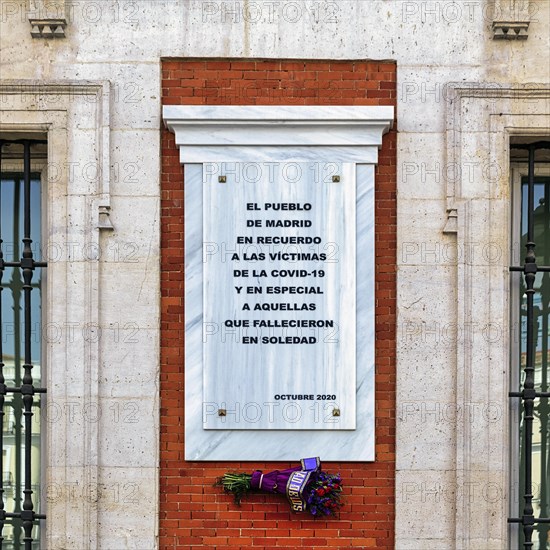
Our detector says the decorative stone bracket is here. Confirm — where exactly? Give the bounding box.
[492,21,529,39]
[492,0,530,39]
[28,0,67,38]
[97,204,114,230]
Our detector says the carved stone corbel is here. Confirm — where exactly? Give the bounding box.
[492,0,530,39]
[97,204,115,230]
[28,0,67,38]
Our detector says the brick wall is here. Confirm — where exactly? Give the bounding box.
[160,59,396,549]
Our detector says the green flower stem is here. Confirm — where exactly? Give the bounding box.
[215,473,253,505]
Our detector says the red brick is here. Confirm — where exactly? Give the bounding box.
[256,61,282,70]
[160,58,396,550]
[205,61,231,70]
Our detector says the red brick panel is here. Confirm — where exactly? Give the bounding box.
[161,59,396,550]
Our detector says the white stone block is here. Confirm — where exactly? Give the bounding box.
[395,469,456,539]
[398,132,447,199]
[398,66,485,133]
[52,63,161,130]
[97,467,158,549]
[396,403,456,470]
[109,129,160,196]
[98,328,159,399]
[98,397,158,468]
[99,263,159,330]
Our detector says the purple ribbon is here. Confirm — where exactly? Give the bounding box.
[250,457,321,512]
[286,470,314,512]
[286,457,321,512]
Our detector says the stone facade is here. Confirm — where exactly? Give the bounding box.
[0,1,549,548]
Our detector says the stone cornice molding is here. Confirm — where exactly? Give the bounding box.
[0,80,113,228]
[163,105,394,163]
[0,80,106,98]
[444,83,550,234]
[164,105,394,124]
[445,84,550,100]
[163,105,394,145]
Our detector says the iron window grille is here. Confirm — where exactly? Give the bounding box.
[0,140,46,549]
[509,141,550,549]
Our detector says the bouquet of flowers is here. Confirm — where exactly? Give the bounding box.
[215,457,343,518]
[305,471,343,518]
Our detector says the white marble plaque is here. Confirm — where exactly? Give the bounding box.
[203,161,356,430]
[164,105,393,459]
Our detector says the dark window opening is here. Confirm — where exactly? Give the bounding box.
[0,140,47,549]
[509,141,550,549]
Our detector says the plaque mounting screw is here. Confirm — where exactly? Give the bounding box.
[218,409,227,416]
[332,175,340,182]
[332,408,340,417]
[218,176,227,183]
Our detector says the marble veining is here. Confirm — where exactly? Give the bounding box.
[185,163,376,460]
[164,105,395,125]
[173,105,393,460]
[202,161,356,430]
[179,146,379,164]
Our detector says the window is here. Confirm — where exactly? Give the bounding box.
[0,140,46,548]
[510,140,550,549]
